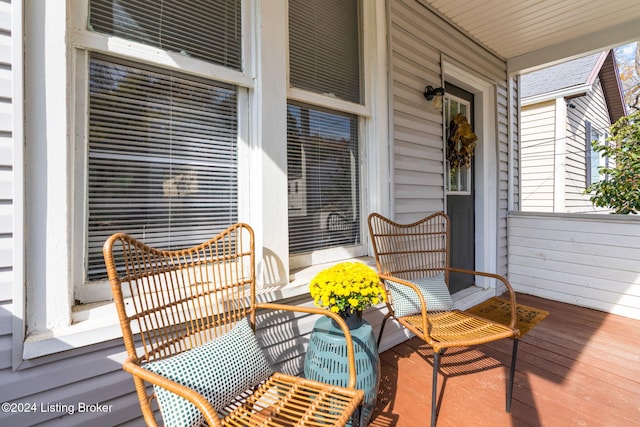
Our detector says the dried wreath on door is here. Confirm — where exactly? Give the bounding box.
[447,114,477,168]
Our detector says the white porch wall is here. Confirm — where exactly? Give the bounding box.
[508,212,640,320]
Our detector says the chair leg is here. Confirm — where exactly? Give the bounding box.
[351,403,363,427]
[506,338,519,413]
[376,313,391,349]
[431,350,442,427]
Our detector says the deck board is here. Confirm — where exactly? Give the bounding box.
[370,293,640,426]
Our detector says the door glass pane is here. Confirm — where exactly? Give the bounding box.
[445,96,472,194]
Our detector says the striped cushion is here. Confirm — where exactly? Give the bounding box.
[385,272,454,316]
[144,318,273,427]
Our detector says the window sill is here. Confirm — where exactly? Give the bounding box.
[23,302,123,360]
[23,256,377,360]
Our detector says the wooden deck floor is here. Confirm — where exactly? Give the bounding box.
[369,293,640,427]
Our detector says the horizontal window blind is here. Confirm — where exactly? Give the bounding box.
[289,0,361,103]
[89,0,242,70]
[287,102,360,254]
[87,54,238,281]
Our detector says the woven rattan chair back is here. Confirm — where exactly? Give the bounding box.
[368,211,450,284]
[104,223,255,366]
[104,223,363,427]
[368,212,520,427]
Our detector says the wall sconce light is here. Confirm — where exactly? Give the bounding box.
[424,85,445,109]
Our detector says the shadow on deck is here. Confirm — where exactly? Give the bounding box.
[369,293,640,427]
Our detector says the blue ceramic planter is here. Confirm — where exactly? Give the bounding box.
[304,315,380,426]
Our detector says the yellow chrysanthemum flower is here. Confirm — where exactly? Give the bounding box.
[309,262,385,314]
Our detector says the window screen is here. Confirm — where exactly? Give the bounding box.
[287,102,360,253]
[89,0,242,70]
[288,0,361,103]
[87,54,238,280]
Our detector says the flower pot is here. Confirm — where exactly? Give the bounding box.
[336,309,363,329]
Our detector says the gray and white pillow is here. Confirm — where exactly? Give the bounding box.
[385,272,455,316]
[144,317,273,427]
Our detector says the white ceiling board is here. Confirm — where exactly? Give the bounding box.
[418,0,640,71]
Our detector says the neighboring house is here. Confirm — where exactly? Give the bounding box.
[520,51,628,213]
[1,1,639,426]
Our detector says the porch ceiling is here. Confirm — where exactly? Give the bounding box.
[419,0,640,72]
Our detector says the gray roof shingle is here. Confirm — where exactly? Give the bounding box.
[521,53,604,98]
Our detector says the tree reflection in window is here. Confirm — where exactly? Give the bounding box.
[87,54,238,281]
[287,103,360,253]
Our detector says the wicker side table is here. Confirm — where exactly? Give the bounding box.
[304,315,380,427]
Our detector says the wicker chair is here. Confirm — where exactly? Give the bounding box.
[103,223,364,427]
[368,212,519,427]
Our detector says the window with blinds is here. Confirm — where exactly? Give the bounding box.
[288,0,362,103]
[87,54,238,281]
[287,102,360,254]
[88,0,242,70]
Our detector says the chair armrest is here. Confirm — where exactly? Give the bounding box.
[122,357,222,427]
[256,302,359,389]
[447,267,517,330]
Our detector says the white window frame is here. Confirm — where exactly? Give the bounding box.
[23,0,254,356]
[20,0,390,363]
[285,0,375,270]
[70,1,254,304]
[21,0,388,358]
[68,1,254,88]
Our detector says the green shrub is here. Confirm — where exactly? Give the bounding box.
[585,110,640,214]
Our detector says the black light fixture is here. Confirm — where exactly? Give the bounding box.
[424,85,445,109]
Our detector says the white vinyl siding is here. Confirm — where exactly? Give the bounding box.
[520,78,613,214]
[389,0,512,277]
[520,101,557,212]
[564,78,611,212]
